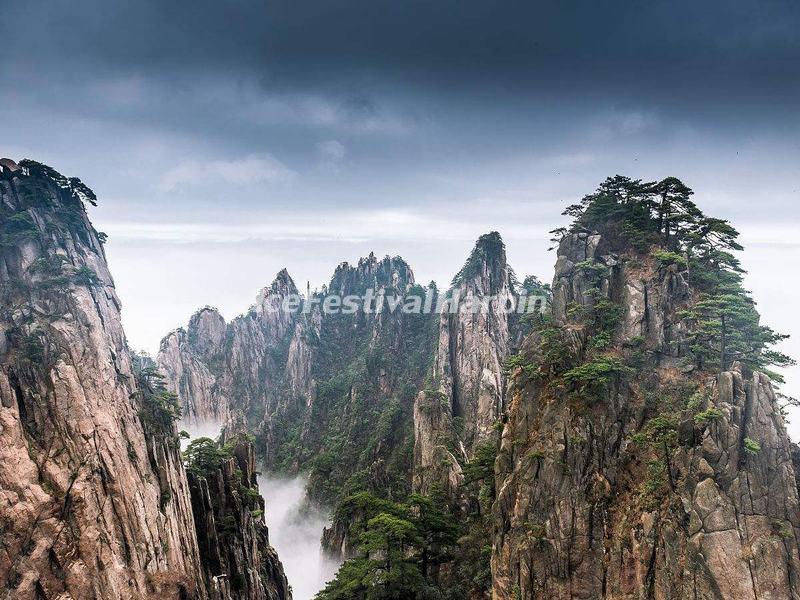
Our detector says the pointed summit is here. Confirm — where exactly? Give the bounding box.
[451,231,511,293]
[267,268,298,296]
[187,306,226,359]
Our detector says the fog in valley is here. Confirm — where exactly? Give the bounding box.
[258,475,341,600]
[179,420,225,449]
[179,421,338,597]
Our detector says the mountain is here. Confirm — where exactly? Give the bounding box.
[413,231,518,499]
[157,236,520,586]
[8,157,797,598]
[494,177,800,598]
[161,174,800,599]
[158,253,444,507]
[0,159,290,600]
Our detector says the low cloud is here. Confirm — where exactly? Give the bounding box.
[159,154,296,192]
[258,475,340,600]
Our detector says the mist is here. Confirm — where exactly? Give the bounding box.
[178,423,339,596]
[178,419,224,450]
[258,474,341,600]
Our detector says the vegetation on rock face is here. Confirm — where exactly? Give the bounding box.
[743,437,761,455]
[451,231,510,290]
[272,275,441,507]
[652,249,688,268]
[551,174,793,379]
[0,211,38,247]
[315,489,463,600]
[132,355,182,439]
[319,436,498,599]
[183,437,230,478]
[562,356,635,398]
[493,177,799,598]
[182,433,290,599]
[155,171,797,599]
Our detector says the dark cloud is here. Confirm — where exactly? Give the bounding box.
[1,0,798,396]
[2,0,798,155]
[3,0,799,95]
[1,1,798,228]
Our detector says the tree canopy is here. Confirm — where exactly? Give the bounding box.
[554,175,793,378]
[315,491,461,600]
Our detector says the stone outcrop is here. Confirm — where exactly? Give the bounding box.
[159,319,229,427]
[414,232,518,497]
[158,271,310,433]
[0,160,290,599]
[188,438,290,600]
[492,230,800,599]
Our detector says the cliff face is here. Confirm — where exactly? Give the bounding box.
[492,229,800,599]
[414,232,518,497]
[188,438,290,600]
[158,253,438,507]
[158,270,308,433]
[0,160,205,598]
[0,159,290,600]
[159,319,229,427]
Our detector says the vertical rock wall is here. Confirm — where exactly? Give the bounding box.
[188,439,291,600]
[492,231,800,599]
[0,160,206,598]
[0,159,292,600]
[414,232,517,497]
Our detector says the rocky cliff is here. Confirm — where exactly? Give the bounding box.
[0,159,290,600]
[158,269,309,435]
[413,231,519,498]
[188,437,290,600]
[158,309,230,427]
[492,178,800,599]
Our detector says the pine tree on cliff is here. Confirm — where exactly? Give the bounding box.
[315,492,459,600]
[557,175,794,378]
[647,176,701,245]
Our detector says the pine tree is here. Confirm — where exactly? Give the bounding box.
[553,174,794,380]
[408,493,459,580]
[315,490,462,600]
[681,286,793,376]
[646,177,702,245]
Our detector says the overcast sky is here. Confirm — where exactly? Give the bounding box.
[1,0,799,432]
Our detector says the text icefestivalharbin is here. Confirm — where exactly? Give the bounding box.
[259,288,549,315]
